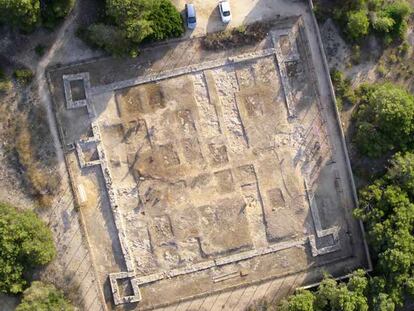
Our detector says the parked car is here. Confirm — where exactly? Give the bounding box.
[185,3,197,29]
[218,1,231,23]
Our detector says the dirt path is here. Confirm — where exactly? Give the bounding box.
[32,3,107,311]
[35,2,78,164]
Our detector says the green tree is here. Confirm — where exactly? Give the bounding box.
[0,0,40,31]
[0,203,56,294]
[106,0,184,44]
[346,10,370,40]
[16,281,74,311]
[314,270,368,311]
[279,271,368,311]
[279,290,315,311]
[353,83,414,157]
[355,152,414,307]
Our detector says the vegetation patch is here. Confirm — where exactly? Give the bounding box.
[0,0,75,31]
[354,152,414,308]
[0,202,56,294]
[77,24,137,57]
[330,68,355,111]
[314,0,412,43]
[13,68,34,85]
[248,270,368,311]
[352,83,414,158]
[202,22,270,50]
[16,281,74,311]
[0,68,12,93]
[82,0,184,56]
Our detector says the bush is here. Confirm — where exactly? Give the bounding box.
[0,203,56,294]
[16,281,74,311]
[203,22,269,50]
[346,10,370,40]
[384,0,411,39]
[330,68,355,110]
[372,13,396,33]
[41,0,75,28]
[80,24,137,57]
[353,83,414,157]
[0,68,12,92]
[13,69,34,85]
[35,44,46,57]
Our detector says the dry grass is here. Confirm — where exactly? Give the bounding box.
[15,106,60,207]
[0,75,60,207]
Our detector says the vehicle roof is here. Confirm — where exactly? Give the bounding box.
[186,3,196,16]
[220,1,230,11]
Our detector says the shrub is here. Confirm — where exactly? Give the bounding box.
[80,24,137,57]
[0,68,12,92]
[353,83,414,157]
[372,13,395,33]
[203,22,269,50]
[35,44,46,57]
[0,203,56,294]
[384,0,411,39]
[16,281,74,311]
[351,44,361,64]
[346,10,370,41]
[41,0,75,28]
[330,68,355,110]
[376,64,387,76]
[13,69,34,85]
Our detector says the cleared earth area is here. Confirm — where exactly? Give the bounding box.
[48,15,370,311]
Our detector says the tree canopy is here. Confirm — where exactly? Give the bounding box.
[83,0,184,56]
[0,0,74,31]
[354,152,414,307]
[106,0,184,43]
[0,203,56,294]
[16,281,74,311]
[353,83,414,157]
[0,0,40,31]
[278,270,369,311]
[316,0,412,42]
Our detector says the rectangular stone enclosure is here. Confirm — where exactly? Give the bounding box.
[48,17,370,310]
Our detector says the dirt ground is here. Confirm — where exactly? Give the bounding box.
[48,9,370,311]
[0,0,377,310]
